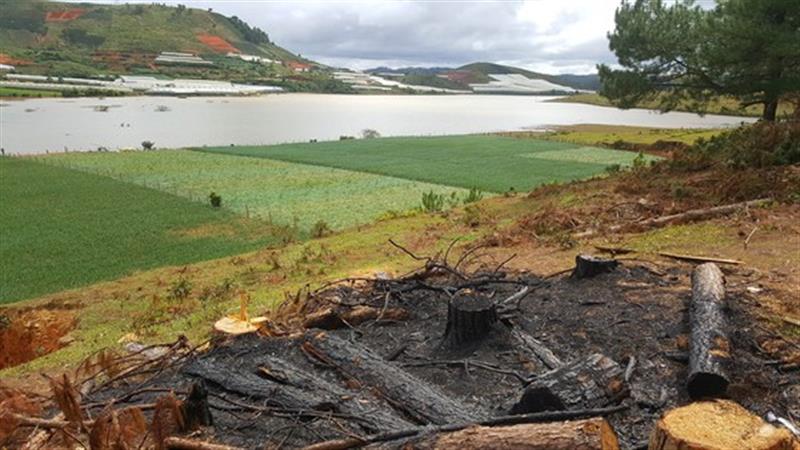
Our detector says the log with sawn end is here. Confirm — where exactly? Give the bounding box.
[688,262,731,399]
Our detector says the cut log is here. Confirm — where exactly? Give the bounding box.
[443,293,497,347]
[649,400,794,450]
[412,418,620,450]
[182,381,212,430]
[510,327,563,370]
[511,353,627,414]
[688,263,730,399]
[303,305,409,330]
[183,356,411,432]
[571,254,619,279]
[303,331,482,425]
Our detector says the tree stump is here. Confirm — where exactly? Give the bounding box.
[572,254,619,279]
[649,400,795,450]
[182,381,213,430]
[415,418,620,450]
[688,263,730,399]
[443,293,498,347]
[511,353,627,414]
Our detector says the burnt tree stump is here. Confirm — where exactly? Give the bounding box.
[571,254,619,279]
[688,263,731,399]
[511,353,627,414]
[182,380,213,430]
[443,293,498,347]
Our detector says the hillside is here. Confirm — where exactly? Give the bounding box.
[0,1,309,82]
[367,62,601,93]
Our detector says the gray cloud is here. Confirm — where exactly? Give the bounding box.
[70,0,621,74]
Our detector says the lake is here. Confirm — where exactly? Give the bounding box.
[0,94,752,154]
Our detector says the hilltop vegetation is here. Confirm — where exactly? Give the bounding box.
[0,1,311,83]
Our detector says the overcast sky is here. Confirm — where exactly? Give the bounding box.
[74,0,635,74]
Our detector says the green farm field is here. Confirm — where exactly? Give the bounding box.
[199,135,655,193]
[42,150,468,230]
[0,157,278,304]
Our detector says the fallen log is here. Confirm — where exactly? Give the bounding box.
[184,357,410,432]
[165,436,243,450]
[659,251,742,265]
[443,293,498,347]
[303,305,409,330]
[636,198,772,228]
[649,400,794,450]
[571,254,619,279]
[511,353,627,414]
[299,405,628,450]
[409,418,619,450]
[509,327,563,370]
[688,263,731,399]
[303,331,482,425]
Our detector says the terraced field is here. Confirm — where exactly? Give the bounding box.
[200,135,653,193]
[43,150,468,230]
[0,157,277,303]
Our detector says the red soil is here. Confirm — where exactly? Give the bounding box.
[0,306,76,370]
[0,54,32,66]
[197,33,238,53]
[45,9,85,22]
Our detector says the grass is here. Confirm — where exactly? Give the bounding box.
[555,93,794,119]
[0,157,280,304]
[199,135,651,193]
[531,124,724,146]
[41,150,468,230]
[0,86,63,98]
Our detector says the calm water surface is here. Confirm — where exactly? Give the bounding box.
[0,94,752,154]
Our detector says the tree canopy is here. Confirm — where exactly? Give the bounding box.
[598,0,800,121]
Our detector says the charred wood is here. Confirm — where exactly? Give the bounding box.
[688,263,731,399]
[302,331,482,425]
[571,255,619,279]
[511,353,627,414]
[443,293,498,347]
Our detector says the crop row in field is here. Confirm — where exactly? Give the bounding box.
[0,157,277,303]
[199,135,651,193]
[42,150,469,231]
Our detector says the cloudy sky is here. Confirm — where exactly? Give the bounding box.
[79,0,633,74]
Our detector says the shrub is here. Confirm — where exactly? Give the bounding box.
[421,190,445,212]
[361,129,381,139]
[167,278,192,301]
[141,140,155,150]
[208,192,222,208]
[311,219,332,238]
[461,204,484,228]
[462,187,484,204]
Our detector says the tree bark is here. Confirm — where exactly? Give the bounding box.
[302,331,483,425]
[763,98,779,122]
[510,327,563,371]
[410,418,620,450]
[571,255,619,279]
[511,353,627,414]
[443,293,497,347]
[183,356,411,432]
[649,400,794,450]
[688,263,730,399]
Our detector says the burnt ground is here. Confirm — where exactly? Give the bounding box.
[72,259,799,450]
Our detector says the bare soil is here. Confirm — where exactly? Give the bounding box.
[0,301,77,370]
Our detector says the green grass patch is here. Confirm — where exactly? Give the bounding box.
[199,135,644,193]
[0,86,63,98]
[42,150,469,231]
[0,157,278,304]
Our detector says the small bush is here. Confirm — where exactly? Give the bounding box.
[167,278,192,301]
[421,190,445,212]
[208,192,222,208]
[361,129,381,139]
[462,187,484,204]
[141,140,155,150]
[605,164,622,174]
[311,219,332,238]
[461,204,484,227]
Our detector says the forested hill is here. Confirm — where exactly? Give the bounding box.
[0,1,305,78]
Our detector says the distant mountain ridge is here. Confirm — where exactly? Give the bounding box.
[366,62,600,92]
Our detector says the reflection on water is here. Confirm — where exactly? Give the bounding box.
[0,94,751,154]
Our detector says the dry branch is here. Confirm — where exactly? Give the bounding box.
[165,436,244,450]
[659,252,742,265]
[635,198,772,228]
